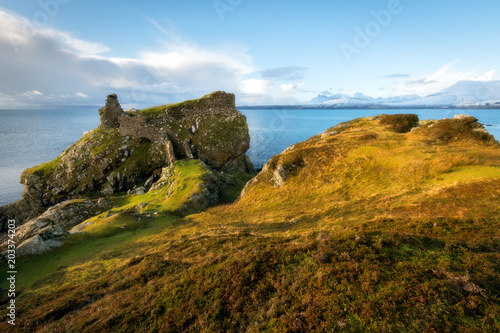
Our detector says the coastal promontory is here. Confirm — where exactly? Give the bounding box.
[0,91,254,254]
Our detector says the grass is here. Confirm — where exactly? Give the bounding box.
[140,98,202,118]
[433,165,500,183]
[110,159,214,215]
[88,128,123,156]
[21,128,122,181]
[1,114,499,332]
[0,213,176,293]
[218,171,255,204]
[21,156,62,180]
[2,227,498,332]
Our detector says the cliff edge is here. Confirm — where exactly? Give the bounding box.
[0,91,254,240]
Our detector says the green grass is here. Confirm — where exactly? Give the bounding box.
[218,171,254,204]
[2,227,498,332]
[140,98,201,118]
[434,165,500,184]
[110,159,213,215]
[88,128,123,156]
[2,114,499,332]
[21,156,62,180]
[0,215,177,292]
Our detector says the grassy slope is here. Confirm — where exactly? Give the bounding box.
[111,159,214,214]
[139,98,201,118]
[1,115,499,332]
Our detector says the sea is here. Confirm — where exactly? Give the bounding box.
[1,108,499,206]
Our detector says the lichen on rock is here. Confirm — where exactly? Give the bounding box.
[0,91,255,234]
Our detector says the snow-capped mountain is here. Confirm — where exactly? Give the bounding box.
[306,80,500,108]
[308,94,334,104]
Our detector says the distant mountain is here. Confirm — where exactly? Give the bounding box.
[308,94,333,104]
[305,80,500,108]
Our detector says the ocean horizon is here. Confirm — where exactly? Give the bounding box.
[1,108,499,207]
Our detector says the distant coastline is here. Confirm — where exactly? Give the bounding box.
[238,104,500,110]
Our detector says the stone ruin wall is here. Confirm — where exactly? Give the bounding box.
[100,91,235,141]
[99,91,239,166]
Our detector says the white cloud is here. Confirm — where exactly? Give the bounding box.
[241,79,275,95]
[281,83,304,93]
[0,92,14,102]
[139,42,255,92]
[238,80,306,105]
[392,61,499,96]
[21,90,43,96]
[76,92,88,98]
[0,9,109,56]
[0,9,258,107]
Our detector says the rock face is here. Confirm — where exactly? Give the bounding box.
[3,198,111,255]
[0,91,254,231]
[16,235,66,256]
[99,94,123,129]
[24,198,112,231]
[101,91,252,171]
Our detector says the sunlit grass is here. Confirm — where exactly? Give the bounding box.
[1,115,499,332]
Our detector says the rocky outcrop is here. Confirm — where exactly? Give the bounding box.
[99,94,122,129]
[415,115,497,143]
[377,114,420,133]
[240,114,498,197]
[0,91,254,230]
[150,160,221,216]
[16,235,66,256]
[23,198,112,231]
[100,91,252,171]
[0,198,113,256]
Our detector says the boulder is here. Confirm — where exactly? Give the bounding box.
[16,234,66,256]
[0,198,113,256]
[272,165,287,187]
[28,198,112,231]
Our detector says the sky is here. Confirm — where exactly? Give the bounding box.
[0,0,499,108]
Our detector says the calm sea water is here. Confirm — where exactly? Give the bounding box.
[1,108,499,206]
[0,109,100,206]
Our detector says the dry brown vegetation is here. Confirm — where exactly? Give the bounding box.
[1,114,499,332]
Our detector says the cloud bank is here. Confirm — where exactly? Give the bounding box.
[0,9,261,108]
[390,61,498,97]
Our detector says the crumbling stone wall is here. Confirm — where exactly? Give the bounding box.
[98,94,122,129]
[97,91,251,171]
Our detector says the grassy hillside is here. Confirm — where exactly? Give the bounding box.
[1,114,499,332]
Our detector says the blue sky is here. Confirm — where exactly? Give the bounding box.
[0,0,499,107]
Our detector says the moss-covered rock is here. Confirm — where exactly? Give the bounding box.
[377,113,420,133]
[120,91,253,172]
[413,115,498,144]
[0,92,254,229]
